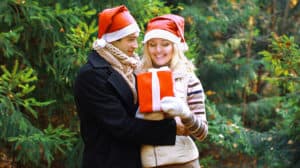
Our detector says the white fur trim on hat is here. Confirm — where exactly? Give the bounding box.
[143,29,181,44]
[103,23,140,42]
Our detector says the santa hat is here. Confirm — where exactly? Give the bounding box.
[95,5,140,48]
[143,14,188,51]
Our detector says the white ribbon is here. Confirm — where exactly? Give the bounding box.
[148,66,170,111]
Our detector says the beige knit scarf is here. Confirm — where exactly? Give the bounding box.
[93,41,140,104]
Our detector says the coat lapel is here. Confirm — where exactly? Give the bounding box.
[88,51,135,114]
[108,72,134,105]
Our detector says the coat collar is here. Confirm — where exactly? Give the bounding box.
[88,50,110,68]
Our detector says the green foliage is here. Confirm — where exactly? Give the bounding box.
[0,60,54,119]
[0,0,96,64]
[260,33,300,93]
[127,0,172,32]
[258,34,300,167]
[52,21,97,87]
[0,60,77,166]
[1,0,300,167]
[0,27,23,58]
[205,100,254,153]
[178,0,300,167]
[8,124,77,167]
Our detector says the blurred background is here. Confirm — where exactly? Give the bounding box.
[0,0,299,167]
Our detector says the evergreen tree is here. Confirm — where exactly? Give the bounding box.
[1,0,299,167]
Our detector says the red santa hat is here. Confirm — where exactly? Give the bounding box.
[95,5,140,48]
[143,14,188,51]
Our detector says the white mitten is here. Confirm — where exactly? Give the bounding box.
[160,96,191,119]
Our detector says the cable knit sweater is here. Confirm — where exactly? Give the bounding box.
[136,69,208,167]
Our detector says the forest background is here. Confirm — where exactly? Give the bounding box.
[0,0,299,167]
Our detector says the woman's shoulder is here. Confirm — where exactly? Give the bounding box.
[173,67,195,79]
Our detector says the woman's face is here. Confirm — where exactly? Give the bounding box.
[147,38,174,67]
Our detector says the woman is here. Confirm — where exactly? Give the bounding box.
[136,14,209,168]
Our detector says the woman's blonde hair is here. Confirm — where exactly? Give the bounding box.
[137,42,195,73]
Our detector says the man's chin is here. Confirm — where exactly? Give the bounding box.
[128,52,134,57]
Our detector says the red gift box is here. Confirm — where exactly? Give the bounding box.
[137,67,174,113]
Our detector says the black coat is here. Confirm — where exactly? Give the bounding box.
[74,51,176,168]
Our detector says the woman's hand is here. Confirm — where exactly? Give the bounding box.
[160,96,191,119]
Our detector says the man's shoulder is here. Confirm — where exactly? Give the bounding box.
[77,62,111,78]
[78,51,110,72]
[87,50,110,69]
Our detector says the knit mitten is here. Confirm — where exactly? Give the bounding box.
[160,96,191,119]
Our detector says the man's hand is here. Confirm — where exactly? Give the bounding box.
[175,117,189,136]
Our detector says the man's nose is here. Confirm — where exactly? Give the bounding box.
[132,40,138,49]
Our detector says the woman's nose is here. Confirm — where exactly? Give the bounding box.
[155,45,162,52]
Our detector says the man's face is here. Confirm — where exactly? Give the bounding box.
[111,32,139,57]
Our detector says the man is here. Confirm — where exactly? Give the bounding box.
[74,5,184,168]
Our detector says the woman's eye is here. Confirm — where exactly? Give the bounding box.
[162,43,170,47]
